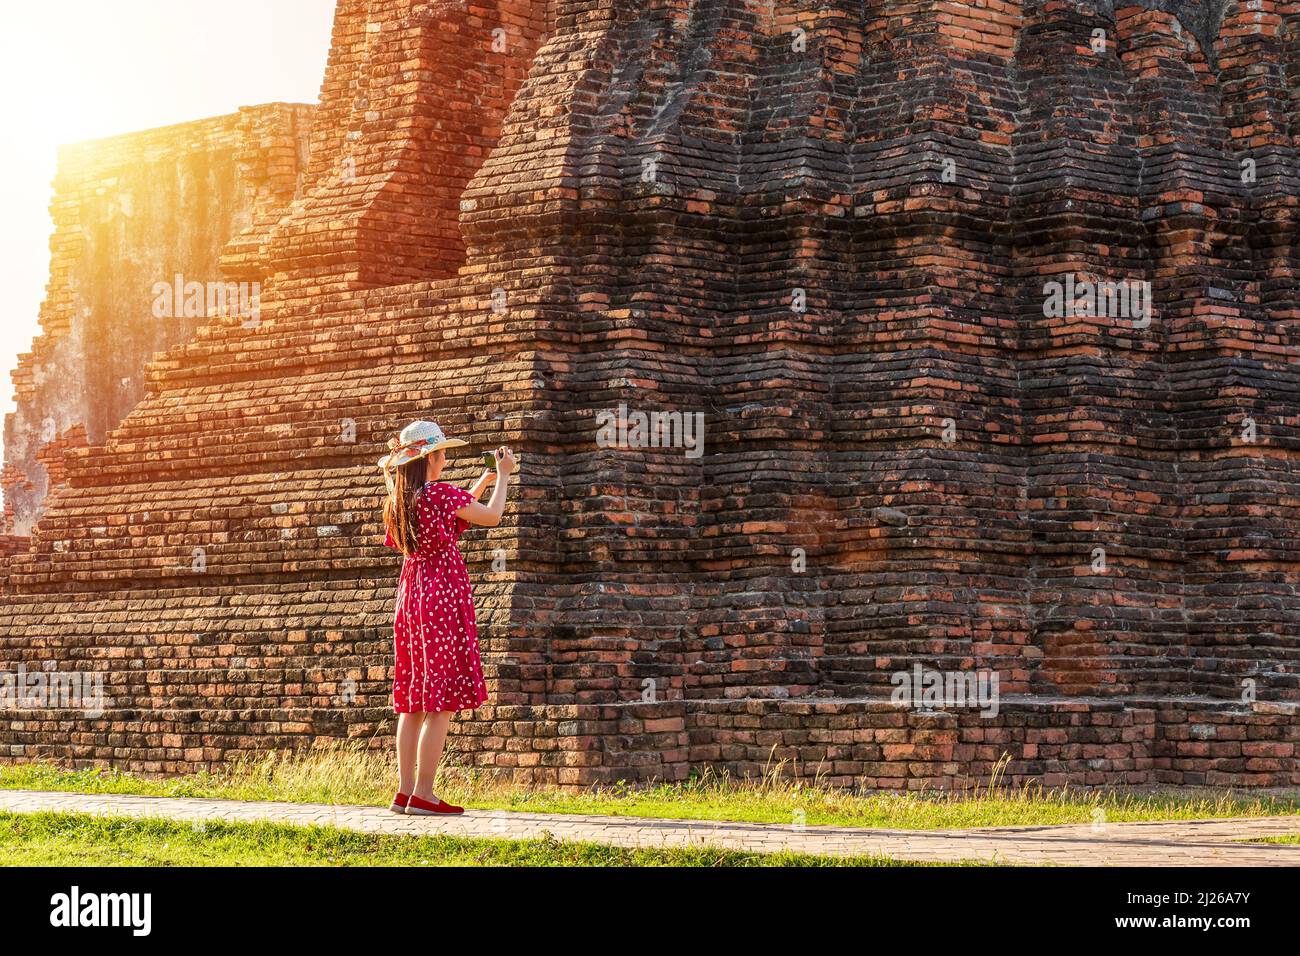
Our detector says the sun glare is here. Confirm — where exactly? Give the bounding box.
[0,0,332,455]
[2,6,196,151]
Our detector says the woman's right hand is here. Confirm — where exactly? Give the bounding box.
[496,446,518,476]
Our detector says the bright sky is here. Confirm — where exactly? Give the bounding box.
[0,0,336,461]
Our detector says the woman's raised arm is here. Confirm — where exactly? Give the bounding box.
[457,447,517,527]
[467,467,494,501]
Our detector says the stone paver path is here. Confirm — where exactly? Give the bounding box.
[2,789,1298,865]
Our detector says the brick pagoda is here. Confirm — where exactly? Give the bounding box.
[1,0,1297,789]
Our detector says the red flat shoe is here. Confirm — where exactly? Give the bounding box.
[389,792,411,814]
[405,795,464,816]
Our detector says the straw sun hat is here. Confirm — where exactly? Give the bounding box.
[377,420,468,471]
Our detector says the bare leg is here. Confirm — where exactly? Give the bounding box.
[396,712,425,795]
[412,711,452,802]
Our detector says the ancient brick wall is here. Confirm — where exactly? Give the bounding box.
[261,0,555,300]
[1,105,313,538]
[0,0,1296,790]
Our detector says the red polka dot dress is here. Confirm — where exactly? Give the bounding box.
[385,481,488,714]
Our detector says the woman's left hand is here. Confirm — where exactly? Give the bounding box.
[497,447,519,476]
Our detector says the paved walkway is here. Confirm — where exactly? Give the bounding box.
[2,789,1299,865]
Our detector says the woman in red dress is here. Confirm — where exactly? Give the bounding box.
[379,420,517,816]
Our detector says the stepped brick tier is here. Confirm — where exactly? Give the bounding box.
[1,0,1298,790]
[2,105,314,537]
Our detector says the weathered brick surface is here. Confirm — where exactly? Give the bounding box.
[2,106,313,537]
[1,0,1298,789]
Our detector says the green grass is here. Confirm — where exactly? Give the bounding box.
[1245,834,1300,845]
[0,812,936,867]
[3,747,1297,831]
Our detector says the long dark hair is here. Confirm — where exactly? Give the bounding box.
[383,456,428,557]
